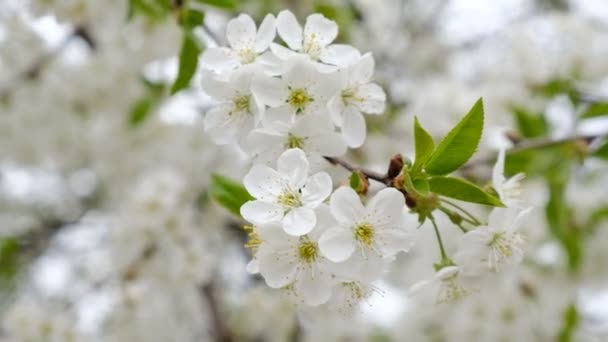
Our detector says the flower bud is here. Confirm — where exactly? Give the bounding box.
[387,154,404,179]
[349,171,369,196]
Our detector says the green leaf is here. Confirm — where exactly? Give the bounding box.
[180,8,205,30]
[511,105,547,138]
[429,176,504,206]
[127,0,171,21]
[557,304,579,342]
[412,178,430,195]
[349,171,361,190]
[209,174,254,217]
[412,116,435,173]
[171,32,202,95]
[193,0,237,9]
[425,98,485,175]
[580,102,608,119]
[593,141,608,160]
[128,98,155,127]
[0,238,19,288]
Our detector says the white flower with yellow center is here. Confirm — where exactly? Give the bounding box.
[492,149,526,209]
[255,205,336,306]
[200,14,276,73]
[408,266,475,304]
[248,107,347,168]
[328,53,386,148]
[318,187,412,264]
[454,207,532,274]
[202,69,263,147]
[241,148,332,236]
[271,10,360,67]
[251,56,340,117]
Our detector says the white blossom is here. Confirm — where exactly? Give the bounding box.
[492,149,526,209]
[454,207,532,275]
[247,107,347,166]
[251,56,340,117]
[201,68,263,147]
[272,10,360,67]
[241,148,332,236]
[318,187,412,264]
[255,205,336,306]
[328,53,386,147]
[200,14,276,73]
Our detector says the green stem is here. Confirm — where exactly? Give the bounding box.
[439,206,475,229]
[429,215,448,260]
[441,199,482,226]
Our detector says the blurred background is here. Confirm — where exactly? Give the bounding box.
[1,0,608,341]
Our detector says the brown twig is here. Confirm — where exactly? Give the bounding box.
[323,156,388,183]
[0,25,95,100]
[463,131,608,170]
[201,282,233,342]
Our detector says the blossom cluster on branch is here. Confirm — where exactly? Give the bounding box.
[201,10,532,307]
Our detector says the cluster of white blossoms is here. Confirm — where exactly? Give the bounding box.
[413,150,531,303]
[201,10,532,307]
[200,11,405,307]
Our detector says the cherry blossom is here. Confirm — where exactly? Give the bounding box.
[240,148,332,236]
[200,14,276,73]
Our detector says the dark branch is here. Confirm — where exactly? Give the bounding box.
[324,156,388,183]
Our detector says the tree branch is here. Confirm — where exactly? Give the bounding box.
[324,156,388,184]
[463,131,608,170]
[0,25,95,100]
[201,282,233,342]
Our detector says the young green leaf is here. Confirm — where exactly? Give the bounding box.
[170,32,202,95]
[193,0,237,10]
[428,176,503,206]
[593,140,608,160]
[128,98,155,127]
[557,304,579,342]
[209,174,254,217]
[412,116,435,172]
[180,9,205,30]
[511,105,547,138]
[425,98,485,175]
[580,102,608,119]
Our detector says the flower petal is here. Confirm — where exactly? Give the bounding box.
[301,172,332,207]
[226,14,256,51]
[277,148,309,189]
[257,245,297,288]
[200,71,236,100]
[319,227,355,262]
[200,47,239,72]
[240,200,283,225]
[243,165,283,200]
[366,188,406,229]
[204,104,237,145]
[327,94,345,126]
[351,52,375,83]
[376,228,413,256]
[276,10,303,50]
[304,14,337,47]
[341,106,366,148]
[329,186,364,226]
[319,44,361,67]
[252,75,288,107]
[492,149,507,193]
[295,269,333,306]
[254,14,276,52]
[246,259,259,274]
[353,83,386,114]
[307,131,347,157]
[283,207,316,236]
